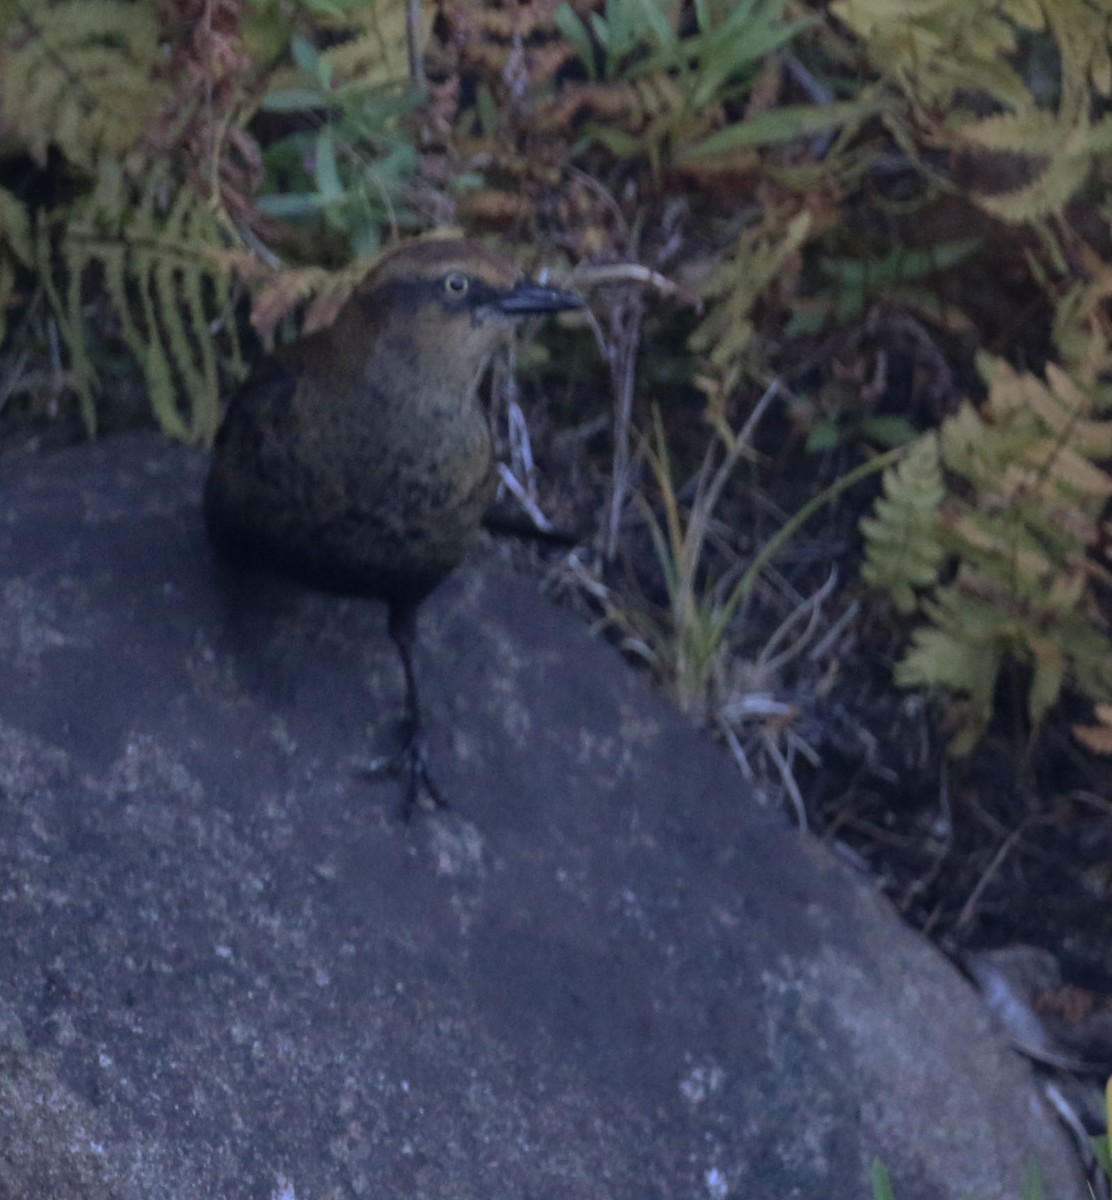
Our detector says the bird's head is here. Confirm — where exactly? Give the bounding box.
[347,238,583,378]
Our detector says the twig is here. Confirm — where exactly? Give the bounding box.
[720,721,755,782]
[735,445,905,600]
[406,0,425,91]
[572,262,701,309]
[955,820,1030,932]
[496,463,555,534]
[0,289,42,414]
[808,599,859,662]
[506,398,537,496]
[762,729,807,830]
[758,567,839,676]
[901,766,953,924]
[602,293,644,563]
[784,727,821,768]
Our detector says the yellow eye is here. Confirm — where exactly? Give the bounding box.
[443,271,470,296]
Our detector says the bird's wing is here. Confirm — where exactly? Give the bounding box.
[213,356,298,454]
[205,354,312,555]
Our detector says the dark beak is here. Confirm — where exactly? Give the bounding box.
[496,279,584,315]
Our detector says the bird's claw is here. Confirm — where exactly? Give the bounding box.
[350,728,447,820]
[402,738,446,821]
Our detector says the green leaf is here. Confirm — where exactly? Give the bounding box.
[783,306,825,336]
[862,414,918,448]
[575,124,647,157]
[635,0,680,55]
[1020,1160,1046,1200]
[805,418,841,452]
[261,87,327,113]
[1092,1133,1111,1179]
[861,434,945,609]
[0,185,32,266]
[554,3,598,80]
[291,34,327,87]
[690,16,811,110]
[823,239,982,289]
[313,127,343,202]
[302,0,359,14]
[678,99,881,159]
[589,10,612,53]
[870,1158,896,1200]
[256,192,331,217]
[476,84,499,138]
[352,222,383,259]
[896,623,1001,748]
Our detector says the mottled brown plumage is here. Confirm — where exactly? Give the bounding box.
[205,238,581,814]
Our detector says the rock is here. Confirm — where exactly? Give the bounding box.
[0,435,1083,1200]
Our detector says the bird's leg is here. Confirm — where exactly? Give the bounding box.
[386,602,446,819]
[349,603,446,817]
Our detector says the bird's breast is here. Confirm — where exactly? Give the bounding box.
[205,337,499,605]
[308,378,496,593]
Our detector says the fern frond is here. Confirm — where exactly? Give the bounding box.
[895,594,1004,755]
[833,0,1112,219]
[36,214,99,434]
[831,0,1034,112]
[0,185,33,270]
[860,433,946,612]
[689,210,812,408]
[951,109,1112,222]
[40,162,239,442]
[865,351,1112,752]
[0,185,33,346]
[320,2,414,89]
[1041,0,1112,118]
[954,108,1073,156]
[1001,0,1044,28]
[0,1,165,169]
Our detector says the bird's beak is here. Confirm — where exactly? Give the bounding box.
[496,279,584,315]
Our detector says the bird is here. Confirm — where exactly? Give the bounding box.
[204,237,583,816]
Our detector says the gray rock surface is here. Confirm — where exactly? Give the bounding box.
[0,435,1082,1200]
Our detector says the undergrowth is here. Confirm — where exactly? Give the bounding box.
[864,343,1112,754]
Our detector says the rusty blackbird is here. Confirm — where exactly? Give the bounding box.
[204,238,582,815]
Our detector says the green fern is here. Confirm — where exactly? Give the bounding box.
[860,433,946,613]
[862,355,1112,752]
[0,1,166,170]
[832,0,1112,221]
[0,185,33,346]
[39,161,241,442]
[0,1,242,439]
[832,0,1048,114]
[689,210,813,410]
[952,108,1112,222]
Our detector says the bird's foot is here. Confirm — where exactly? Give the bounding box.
[398,733,447,821]
[352,723,447,821]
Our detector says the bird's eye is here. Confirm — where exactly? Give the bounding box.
[443,271,470,297]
